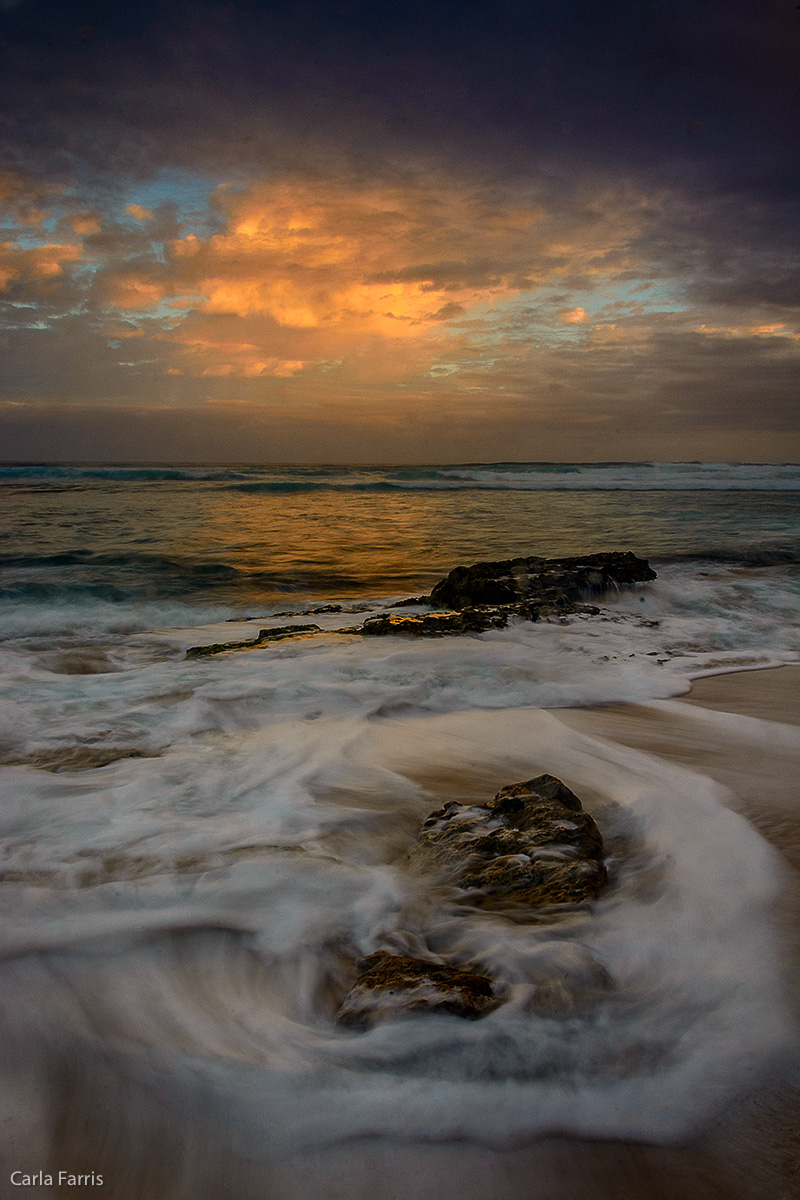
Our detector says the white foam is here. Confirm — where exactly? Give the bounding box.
[0,556,797,1157]
[0,697,794,1152]
[419,462,800,491]
[0,597,237,640]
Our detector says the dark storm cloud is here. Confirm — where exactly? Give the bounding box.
[1,0,797,185]
[1,0,797,256]
[690,273,800,311]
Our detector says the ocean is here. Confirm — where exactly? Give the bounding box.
[0,462,798,1192]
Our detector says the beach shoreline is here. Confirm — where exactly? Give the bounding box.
[5,663,790,1200]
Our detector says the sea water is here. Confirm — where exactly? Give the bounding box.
[0,462,798,1176]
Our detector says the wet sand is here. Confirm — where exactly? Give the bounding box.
[683,664,800,726]
[549,664,800,1200]
[557,664,800,867]
[5,666,799,1200]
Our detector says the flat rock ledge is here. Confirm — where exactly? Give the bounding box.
[336,951,498,1030]
[336,775,608,1030]
[360,607,512,636]
[186,623,322,658]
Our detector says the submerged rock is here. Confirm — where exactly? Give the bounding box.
[410,774,607,909]
[360,608,508,637]
[185,623,322,658]
[429,551,656,612]
[336,777,609,1030]
[0,745,155,772]
[336,950,498,1029]
[513,942,615,1017]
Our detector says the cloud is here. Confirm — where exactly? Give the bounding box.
[71,173,670,381]
[0,240,81,301]
[0,170,58,225]
[690,272,800,311]
[1,0,796,195]
[428,302,466,321]
[558,306,588,324]
[0,0,796,461]
[126,204,154,221]
[0,159,796,467]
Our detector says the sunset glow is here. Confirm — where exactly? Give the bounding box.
[0,0,796,461]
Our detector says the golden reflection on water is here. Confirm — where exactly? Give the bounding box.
[177,486,781,597]
[4,479,795,606]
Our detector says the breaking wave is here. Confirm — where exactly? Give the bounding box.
[3,461,799,492]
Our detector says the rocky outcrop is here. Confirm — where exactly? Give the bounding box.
[185,551,655,654]
[358,602,604,637]
[335,950,498,1029]
[185,623,321,658]
[359,551,654,637]
[429,551,655,612]
[336,776,609,1030]
[410,774,607,909]
[360,608,509,637]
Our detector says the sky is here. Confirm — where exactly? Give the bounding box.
[0,0,797,463]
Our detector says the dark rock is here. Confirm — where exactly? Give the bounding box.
[185,623,322,658]
[336,777,609,1030]
[410,774,607,909]
[429,551,656,611]
[336,950,498,1029]
[271,604,343,617]
[190,551,656,653]
[255,623,322,642]
[359,601,607,638]
[389,595,432,607]
[360,608,508,637]
[459,856,607,908]
[359,552,654,638]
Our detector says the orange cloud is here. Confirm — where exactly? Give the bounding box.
[104,275,169,308]
[694,322,799,340]
[0,170,55,225]
[70,214,102,236]
[162,178,643,328]
[94,175,662,387]
[154,326,310,379]
[0,242,81,290]
[559,306,588,323]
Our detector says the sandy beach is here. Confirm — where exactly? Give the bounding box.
[11,664,792,1200]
